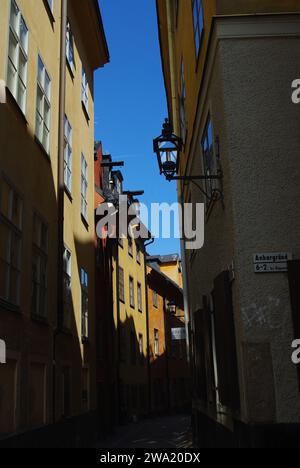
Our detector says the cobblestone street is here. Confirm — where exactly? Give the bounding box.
[97,415,193,449]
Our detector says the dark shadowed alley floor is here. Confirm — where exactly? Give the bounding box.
[97,414,193,449]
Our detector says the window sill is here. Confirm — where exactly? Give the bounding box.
[34,136,51,163]
[81,214,89,230]
[6,87,28,126]
[66,60,75,80]
[42,0,55,25]
[0,298,21,314]
[31,314,49,326]
[195,30,205,73]
[64,186,73,202]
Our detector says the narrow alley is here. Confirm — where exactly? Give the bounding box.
[98,415,193,449]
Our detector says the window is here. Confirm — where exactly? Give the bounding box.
[81,153,88,221]
[192,0,204,58]
[0,179,22,306]
[64,116,72,193]
[119,267,125,303]
[0,359,17,434]
[66,20,75,72]
[47,0,53,12]
[136,244,141,264]
[115,176,122,195]
[139,334,144,364]
[153,290,158,308]
[154,329,159,356]
[128,237,133,257]
[7,0,28,113]
[81,268,88,338]
[130,332,136,365]
[129,277,135,308]
[63,247,71,329]
[179,60,187,141]
[201,117,216,201]
[120,325,127,363]
[32,214,48,318]
[81,67,88,113]
[36,56,51,153]
[137,283,142,312]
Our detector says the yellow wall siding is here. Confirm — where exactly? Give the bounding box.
[112,237,149,416]
[0,0,61,429]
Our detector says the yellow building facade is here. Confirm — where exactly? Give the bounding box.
[113,233,149,421]
[0,0,109,443]
[157,0,300,448]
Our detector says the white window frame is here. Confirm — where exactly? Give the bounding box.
[129,276,135,308]
[81,153,88,221]
[137,283,142,312]
[7,0,29,114]
[0,179,23,307]
[81,268,88,339]
[66,20,75,73]
[63,247,72,329]
[36,55,51,154]
[31,213,48,318]
[64,116,72,193]
[81,67,89,113]
[154,329,159,356]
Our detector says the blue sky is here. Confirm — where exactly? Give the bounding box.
[94,0,180,256]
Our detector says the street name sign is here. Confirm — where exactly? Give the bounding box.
[253,252,292,273]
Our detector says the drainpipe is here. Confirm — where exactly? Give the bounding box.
[115,240,122,424]
[53,0,67,424]
[166,0,191,361]
[144,254,152,415]
[163,298,171,413]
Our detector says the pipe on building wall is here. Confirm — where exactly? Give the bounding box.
[143,250,152,414]
[53,0,68,424]
[165,0,191,361]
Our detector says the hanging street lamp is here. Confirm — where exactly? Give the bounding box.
[153,118,223,201]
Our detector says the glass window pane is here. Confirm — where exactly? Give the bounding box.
[17,77,26,112]
[8,31,18,68]
[38,56,44,86]
[45,72,51,100]
[10,1,19,33]
[18,49,27,84]
[20,17,28,52]
[44,100,50,129]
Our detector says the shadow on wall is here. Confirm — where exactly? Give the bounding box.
[0,97,98,448]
